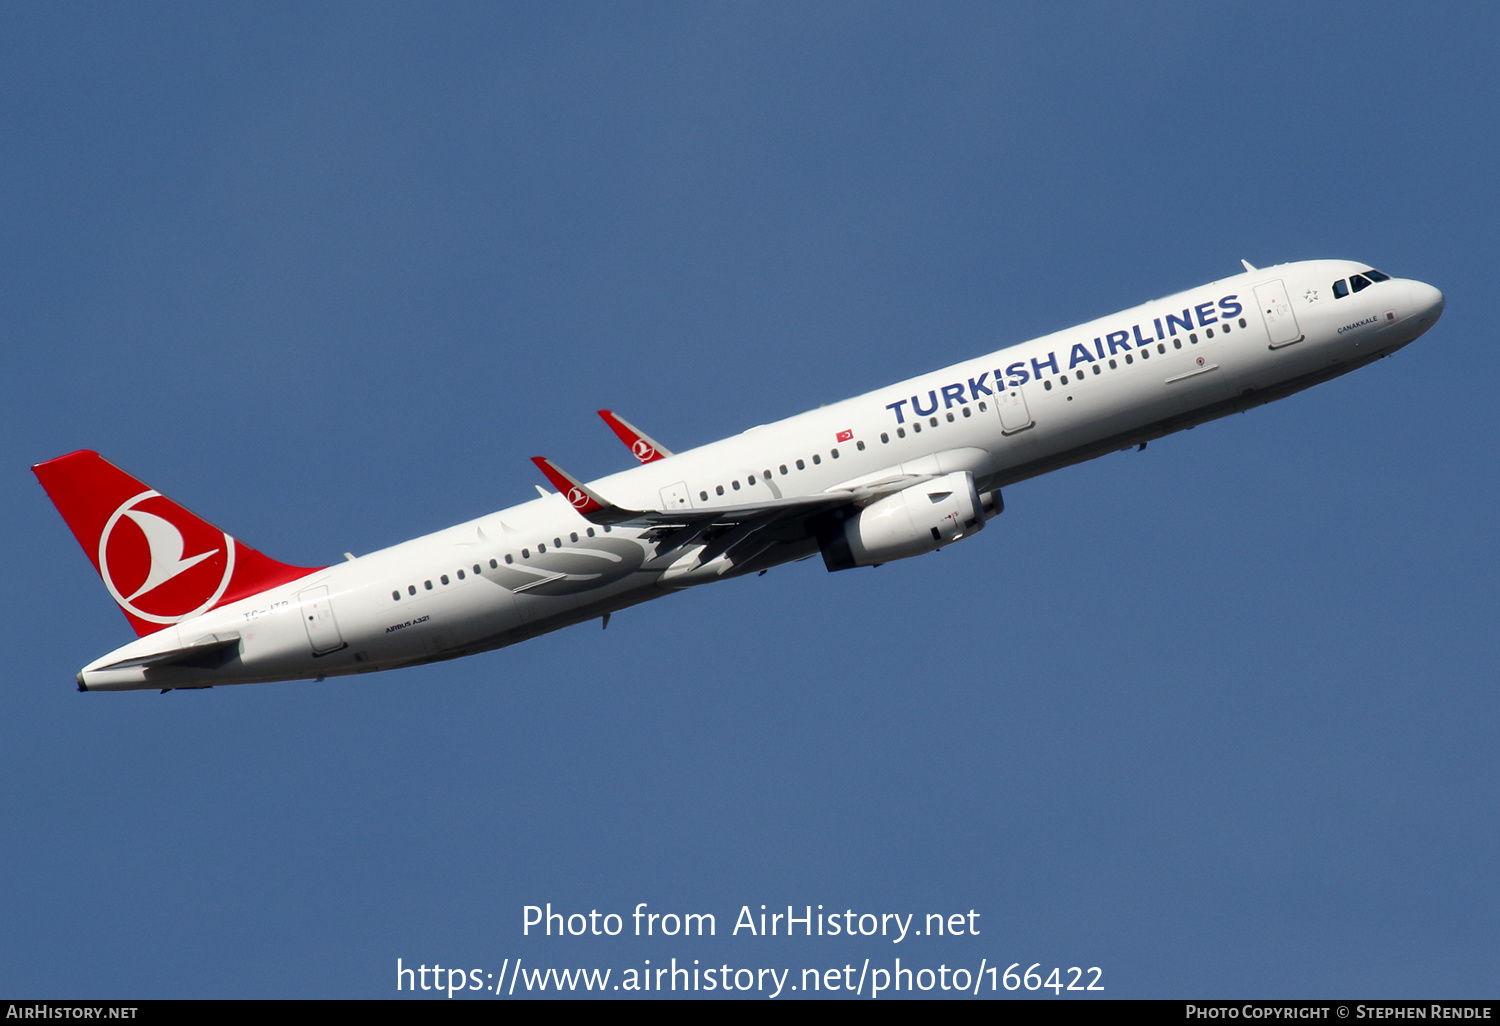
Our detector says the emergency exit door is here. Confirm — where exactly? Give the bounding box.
[996,386,1034,435]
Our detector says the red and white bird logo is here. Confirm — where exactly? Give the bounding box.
[97,490,236,625]
[566,486,591,509]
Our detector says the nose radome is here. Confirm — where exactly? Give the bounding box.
[1409,280,1445,323]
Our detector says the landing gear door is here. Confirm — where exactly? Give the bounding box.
[299,584,346,656]
[996,386,1034,435]
[1255,280,1303,348]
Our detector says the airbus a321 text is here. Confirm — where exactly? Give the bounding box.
[35,259,1444,692]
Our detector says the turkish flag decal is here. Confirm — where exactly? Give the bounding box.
[836,429,853,443]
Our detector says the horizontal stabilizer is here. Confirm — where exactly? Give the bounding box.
[95,634,242,672]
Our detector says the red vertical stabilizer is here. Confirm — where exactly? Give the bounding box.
[33,451,324,637]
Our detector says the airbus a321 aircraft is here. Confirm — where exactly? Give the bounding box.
[36,259,1444,692]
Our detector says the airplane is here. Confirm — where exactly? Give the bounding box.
[34,259,1444,693]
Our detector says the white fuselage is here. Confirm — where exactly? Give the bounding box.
[81,260,1444,691]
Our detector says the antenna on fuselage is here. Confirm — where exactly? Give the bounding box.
[1241,259,1257,272]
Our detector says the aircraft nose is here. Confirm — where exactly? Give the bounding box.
[1408,279,1445,324]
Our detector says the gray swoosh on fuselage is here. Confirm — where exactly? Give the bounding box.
[482,537,647,596]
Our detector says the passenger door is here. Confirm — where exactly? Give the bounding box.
[299,585,346,656]
[1255,280,1303,348]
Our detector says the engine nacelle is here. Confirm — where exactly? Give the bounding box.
[821,471,987,572]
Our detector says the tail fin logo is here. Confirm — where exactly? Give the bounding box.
[630,439,657,462]
[566,486,591,510]
[98,490,237,625]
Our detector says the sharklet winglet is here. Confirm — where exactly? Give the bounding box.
[529,457,640,525]
[598,410,673,462]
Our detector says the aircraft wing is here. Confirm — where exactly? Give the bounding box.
[530,456,858,528]
[528,455,959,573]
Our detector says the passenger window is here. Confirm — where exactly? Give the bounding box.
[408,585,416,595]
[553,538,561,548]
[716,485,724,495]
[424,580,433,590]
[1189,333,1198,343]
[1044,380,1053,390]
[896,427,906,438]
[1075,370,1083,380]
[796,459,805,470]
[699,491,708,501]
[505,554,513,564]
[474,564,482,573]
[779,465,788,474]
[522,549,530,558]
[1333,279,1349,298]
[812,453,822,463]
[978,401,987,412]
[881,433,889,443]
[857,440,866,450]
[1173,339,1182,349]
[946,412,955,422]
[569,533,578,543]
[392,591,400,601]
[1109,359,1117,369]
[1366,269,1390,282]
[537,544,546,553]
[961,408,971,418]
[762,470,771,479]
[441,574,450,584]
[1092,364,1101,374]
[492,558,500,567]
[747,474,756,485]
[912,422,922,432]
[586,528,595,537]
[1156,343,1165,354]
[456,570,465,580]
[1238,318,1247,327]
[1205,328,1213,338]
[928,417,938,427]
[732,480,740,490]
[1350,274,1372,293]
[1141,348,1150,359]
[830,448,839,458]
[1125,354,1133,364]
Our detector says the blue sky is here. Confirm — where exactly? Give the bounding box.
[2,2,1496,998]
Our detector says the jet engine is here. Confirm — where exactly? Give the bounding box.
[821,471,990,572]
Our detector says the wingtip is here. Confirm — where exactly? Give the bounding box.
[529,456,606,514]
[596,409,672,462]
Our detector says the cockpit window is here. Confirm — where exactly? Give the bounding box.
[1365,269,1390,282]
[1333,279,1349,299]
[1350,273,1373,293]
